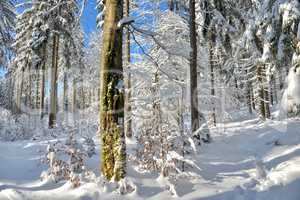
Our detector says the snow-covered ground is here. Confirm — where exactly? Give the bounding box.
[0,117,300,200]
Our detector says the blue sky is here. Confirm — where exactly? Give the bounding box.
[15,1,98,42]
[81,1,98,42]
[0,2,97,77]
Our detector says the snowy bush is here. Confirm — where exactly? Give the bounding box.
[280,66,300,117]
[41,131,95,188]
[0,108,35,141]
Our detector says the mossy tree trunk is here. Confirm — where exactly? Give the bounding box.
[49,34,59,128]
[99,0,126,182]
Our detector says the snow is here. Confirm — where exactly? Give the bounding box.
[280,66,300,115]
[0,115,300,200]
[117,16,135,28]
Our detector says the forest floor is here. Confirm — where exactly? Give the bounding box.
[0,116,300,200]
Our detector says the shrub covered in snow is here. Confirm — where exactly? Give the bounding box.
[280,66,300,117]
[41,131,96,188]
[0,108,35,141]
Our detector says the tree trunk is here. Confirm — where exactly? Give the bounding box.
[124,0,132,138]
[257,64,266,119]
[28,69,32,109]
[63,39,70,113]
[81,86,85,109]
[99,0,126,181]
[251,84,256,110]
[168,0,175,11]
[246,69,253,114]
[273,75,278,104]
[247,81,253,114]
[257,64,270,119]
[35,69,40,110]
[16,68,25,114]
[63,72,69,111]
[40,45,47,119]
[8,74,14,111]
[189,0,200,133]
[263,65,271,118]
[72,79,77,126]
[49,34,59,128]
[270,74,277,105]
[208,30,216,127]
[72,79,76,113]
[264,85,271,118]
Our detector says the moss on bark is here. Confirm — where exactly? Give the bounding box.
[99,0,126,181]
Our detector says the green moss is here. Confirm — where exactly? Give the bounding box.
[100,75,126,181]
[101,120,126,181]
[101,128,115,180]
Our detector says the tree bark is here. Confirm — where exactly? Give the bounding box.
[35,68,40,110]
[8,73,14,111]
[49,34,59,128]
[257,64,266,119]
[16,68,25,114]
[40,45,47,119]
[168,0,175,11]
[63,39,70,113]
[247,81,253,114]
[246,69,253,114]
[189,0,200,133]
[208,30,216,126]
[72,80,76,112]
[63,73,69,111]
[263,66,271,119]
[124,0,132,138]
[257,63,270,120]
[27,68,32,109]
[251,84,256,110]
[99,0,126,181]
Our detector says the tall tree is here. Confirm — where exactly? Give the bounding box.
[99,0,126,181]
[48,0,80,128]
[208,30,217,126]
[124,0,132,137]
[48,33,59,128]
[189,0,200,134]
[12,8,33,114]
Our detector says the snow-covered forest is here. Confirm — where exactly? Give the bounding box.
[0,0,300,199]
